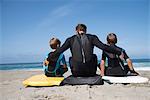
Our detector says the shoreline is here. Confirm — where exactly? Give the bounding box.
[0,58,149,65]
[0,66,150,71]
[0,70,150,100]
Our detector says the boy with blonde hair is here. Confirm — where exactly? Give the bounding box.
[44,38,68,77]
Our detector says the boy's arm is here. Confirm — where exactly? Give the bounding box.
[100,51,106,76]
[100,60,105,76]
[43,60,49,66]
[43,54,49,66]
[62,64,68,72]
[92,35,122,55]
[62,55,67,68]
[124,51,139,75]
[123,50,133,70]
[126,58,134,70]
[61,55,68,72]
[126,58,139,75]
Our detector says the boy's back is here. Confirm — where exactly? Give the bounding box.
[102,45,128,68]
[44,38,68,77]
[47,51,60,72]
[100,33,139,76]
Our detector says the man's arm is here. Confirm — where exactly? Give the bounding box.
[47,37,71,61]
[92,35,122,55]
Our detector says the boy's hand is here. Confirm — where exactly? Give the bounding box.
[130,70,140,75]
[101,73,104,77]
[43,60,49,66]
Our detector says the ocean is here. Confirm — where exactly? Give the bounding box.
[0,59,150,71]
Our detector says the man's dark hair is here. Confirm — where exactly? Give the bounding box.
[76,24,87,33]
[107,33,117,44]
[49,38,61,49]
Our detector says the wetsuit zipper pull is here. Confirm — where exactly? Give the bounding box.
[82,49,86,63]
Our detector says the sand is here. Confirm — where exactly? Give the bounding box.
[0,70,150,100]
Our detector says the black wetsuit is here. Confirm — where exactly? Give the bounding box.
[102,44,129,76]
[45,52,67,77]
[47,34,122,77]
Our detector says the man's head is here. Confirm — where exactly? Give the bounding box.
[49,38,61,49]
[76,24,87,35]
[107,33,117,45]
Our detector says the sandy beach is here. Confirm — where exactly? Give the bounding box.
[0,70,150,100]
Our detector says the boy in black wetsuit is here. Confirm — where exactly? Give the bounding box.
[100,33,139,76]
[45,24,123,77]
[43,38,68,77]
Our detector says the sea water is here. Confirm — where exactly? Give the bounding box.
[0,62,43,70]
[0,59,150,71]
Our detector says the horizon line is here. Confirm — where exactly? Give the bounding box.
[0,58,150,65]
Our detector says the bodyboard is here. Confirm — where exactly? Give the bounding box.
[60,75,104,85]
[102,76,149,83]
[23,74,64,87]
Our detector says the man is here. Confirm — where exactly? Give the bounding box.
[45,24,123,77]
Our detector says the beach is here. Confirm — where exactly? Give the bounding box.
[0,70,150,100]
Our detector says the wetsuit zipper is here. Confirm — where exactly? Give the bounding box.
[82,48,86,63]
[77,35,86,63]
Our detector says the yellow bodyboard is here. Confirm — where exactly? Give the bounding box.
[23,74,64,87]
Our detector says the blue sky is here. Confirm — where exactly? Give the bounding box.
[1,0,150,63]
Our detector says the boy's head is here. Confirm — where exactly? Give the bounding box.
[76,24,87,34]
[107,33,117,44]
[49,38,61,49]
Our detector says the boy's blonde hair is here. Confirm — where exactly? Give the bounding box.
[49,38,61,49]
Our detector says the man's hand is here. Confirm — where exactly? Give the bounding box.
[43,60,49,66]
